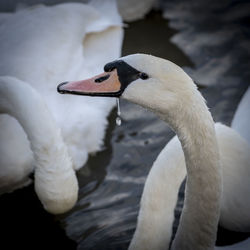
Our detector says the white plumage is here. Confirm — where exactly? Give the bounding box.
[0,76,78,214]
[118,54,250,250]
[231,87,250,144]
[0,0,123,196]
[131,123,250,249]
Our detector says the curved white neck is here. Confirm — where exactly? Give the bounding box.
[0,77,78,214]
[0,77,72,173]
[164,92,222,250]
[127,80,222,250]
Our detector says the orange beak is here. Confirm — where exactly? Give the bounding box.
[57,69,122,97]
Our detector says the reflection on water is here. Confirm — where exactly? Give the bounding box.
[162,0,250,124]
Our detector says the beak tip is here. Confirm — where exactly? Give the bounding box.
[57,82,68,94]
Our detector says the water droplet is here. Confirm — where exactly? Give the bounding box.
[116,98,122,126]
[116,116,122,126]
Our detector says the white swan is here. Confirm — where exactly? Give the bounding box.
[231,87,250,144]
[57,54,250,249]
[0,76,78,214]
[0,1,123,192]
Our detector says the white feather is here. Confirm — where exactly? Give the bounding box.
[0,1,123,196]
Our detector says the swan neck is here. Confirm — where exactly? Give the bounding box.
[0,77,78,214]
[11,98,60,163]
[0,79,72,172]
[167,96,222,249]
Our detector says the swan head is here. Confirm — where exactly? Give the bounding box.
[57,54,199,121]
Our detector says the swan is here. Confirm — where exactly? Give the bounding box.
[0,1,123,192]
[0,76,78,214]
[231,87,250,144]
[57,54,250,249]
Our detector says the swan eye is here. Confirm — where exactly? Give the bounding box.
[139,72,149,80]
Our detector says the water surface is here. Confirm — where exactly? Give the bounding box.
[1,2,249,250]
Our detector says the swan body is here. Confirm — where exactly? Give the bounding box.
[231,87,250,144]
[58,54,250,248]
[0,1,123,192]
[0,76,78,214]
[0,0,123,193]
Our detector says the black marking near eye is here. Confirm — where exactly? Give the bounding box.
[103,59,144,97]
[95,74,110,83]
[58,60,149,98]
[104,60,122,72]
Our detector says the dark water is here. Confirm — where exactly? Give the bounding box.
[162,0,250,124]
[1,1,250,250]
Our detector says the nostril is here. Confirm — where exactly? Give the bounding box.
[94,74,110,83]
